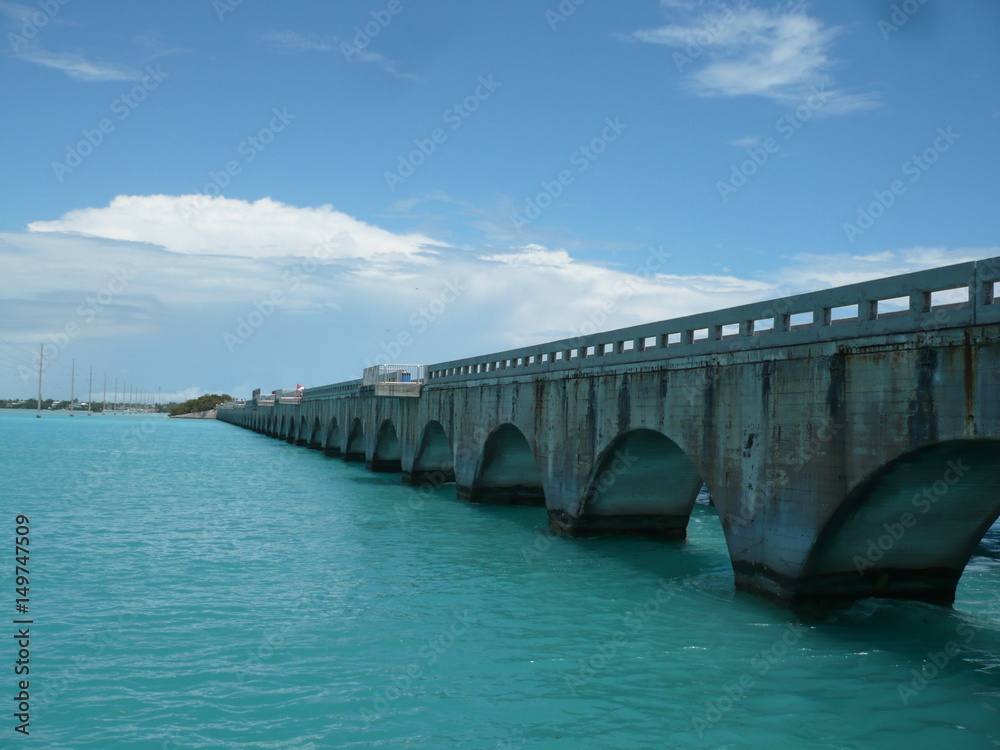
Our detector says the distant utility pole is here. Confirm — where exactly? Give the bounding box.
[69,359,76,417]
[88,366,93,416]
[103,372,107,413]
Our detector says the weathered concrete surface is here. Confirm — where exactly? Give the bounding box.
[218,258,1000,609]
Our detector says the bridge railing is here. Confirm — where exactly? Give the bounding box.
[362,364,425,386]
[301,380,363,402]
[424,256,1000,384]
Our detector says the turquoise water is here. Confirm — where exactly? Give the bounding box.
[1,411,998,749]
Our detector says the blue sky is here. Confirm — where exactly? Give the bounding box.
[1,0,998,400]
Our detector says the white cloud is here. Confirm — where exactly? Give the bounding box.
[1,4,165,81]
[482,245,575,267]
[258,31,335,53]
[777,247,995,291]
[28,194,446,261]
[630,3,878,112]
[348,49,421,82]
[16,47,139,81]
[258,29,419,81]
[2,194,992,398]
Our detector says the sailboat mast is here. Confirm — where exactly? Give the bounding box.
[103,372,107,413]
[70,359,76,417]
[36,344,43,418]
[88,367,93,415]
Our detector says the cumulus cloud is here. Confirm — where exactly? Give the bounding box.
[2,194,991,397]
[28,194,446,261]
[629,2,878,112]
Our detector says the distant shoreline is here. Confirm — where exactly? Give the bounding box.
[168,408,217,420]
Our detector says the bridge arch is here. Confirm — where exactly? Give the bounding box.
[286,417,297,444]
[406,421,455,486]
[801,439,1000,607]
[295,417,309,446]
[562,428,708,539]
[324,418,342,457]
[278,416,288,440]
[466,423,545,506]
[344,418,365,462]
[370,420,402,473]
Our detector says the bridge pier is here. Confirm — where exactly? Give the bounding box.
[746,438,1000,609]
[548,510,691,540]
[457,484,547,507]
[367,458,402,473]
[787,569,963,609]
[402,468,456,487]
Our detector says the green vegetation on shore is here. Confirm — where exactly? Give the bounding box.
[168,394,232,417]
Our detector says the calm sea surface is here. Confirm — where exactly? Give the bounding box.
[1,410,998,749]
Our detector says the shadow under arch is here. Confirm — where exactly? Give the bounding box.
[555,428,708,540]
[324,418,341,457]
[344,418,365,462]
[405,421,455,486]
[460,423,545,506]
[369,419,402,473]
[308,417,323,449]
[285,417,297,444]
[800,439,1000,607]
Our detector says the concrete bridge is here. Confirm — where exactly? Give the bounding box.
[218,257,1000,609]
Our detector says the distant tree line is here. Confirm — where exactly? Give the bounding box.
[1,398,57,410]
[168,394,232,417]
